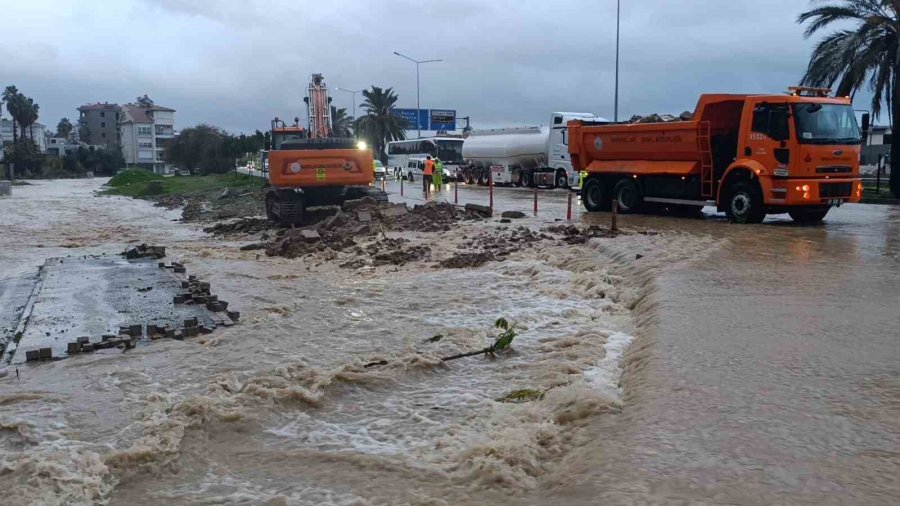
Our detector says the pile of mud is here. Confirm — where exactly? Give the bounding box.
[544,224,616,244]
[264,199,481,261]
[441,226,552,268]
[150,189,265,222]
[203,218,273,235]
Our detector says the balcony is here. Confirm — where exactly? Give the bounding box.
[155,125,174,137]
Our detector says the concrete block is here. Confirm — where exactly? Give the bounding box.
[146,324,158,335]
[158,262,166,268]
[77,336,90,344]
[181,280,190,288]
[207,301,226,312]
[165,329,176,339]
[25,350,40,361]
[81,342,96,352]
[129,325,143,337]
[184,326,199,337]
[300,229,321,242]
[184,317,198,328]
[198,325,213,334]
[174,294,187,304]
[39,348,52,359]
[102,334,116,342]
[193,295,208,304]
[123,337,135,349]
[173,330,184,340]
[174,266,186,274]
[226,310,240,321]
[188,274,197,281]
[67,342,81,354]
[207,294,218,303]
[357,210,373,223]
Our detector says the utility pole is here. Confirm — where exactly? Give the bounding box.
[614,0,621,123]
[393,51,442,138]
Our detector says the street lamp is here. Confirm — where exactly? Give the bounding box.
[393,51,442,139]
[337,87,364,119]
[614,0,621,123]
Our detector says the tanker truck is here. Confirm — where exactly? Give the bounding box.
[568,87,867,223]
[461,112,608,188]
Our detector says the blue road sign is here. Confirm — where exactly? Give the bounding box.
[391,108,456,131]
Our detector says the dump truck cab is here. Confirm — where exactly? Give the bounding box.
[717,89,863,220]
[569,87,865,223]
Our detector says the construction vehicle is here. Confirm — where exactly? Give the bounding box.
[263,73,376,224]
[461,112,607,188]
[568,87,867,223]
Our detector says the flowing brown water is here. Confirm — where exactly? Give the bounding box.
[1,180,897,505]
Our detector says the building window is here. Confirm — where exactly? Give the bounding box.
[102,133,106,139]
[101,112,105,117]
[101,122,106,128]
[137,126,152,136]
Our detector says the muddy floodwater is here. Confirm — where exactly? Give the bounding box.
[1,179,899,505]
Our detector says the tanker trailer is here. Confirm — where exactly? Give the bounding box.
[461,112,607,188]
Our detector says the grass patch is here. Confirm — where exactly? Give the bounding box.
[861,185,900,204]
[104,169,261,198]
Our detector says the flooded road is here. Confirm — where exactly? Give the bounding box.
[1,179,898,504]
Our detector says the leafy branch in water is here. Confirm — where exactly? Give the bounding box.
[363,318,519,368]
[440,318,519,361]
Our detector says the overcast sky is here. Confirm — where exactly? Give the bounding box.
[0,0,868,134]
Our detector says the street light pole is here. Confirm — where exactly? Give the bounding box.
[614,0,621,123]
[393,51,442,139]
[337,87,364,119]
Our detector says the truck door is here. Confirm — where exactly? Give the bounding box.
[742,101,791,176]
[549,115,573,184]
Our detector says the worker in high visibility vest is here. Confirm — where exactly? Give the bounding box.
[423,156,435,192]
[433,157,444,189]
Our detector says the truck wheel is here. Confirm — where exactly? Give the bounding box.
[555,170,568,189]
[581,178,607,212]
[517,172,527,187]
[477,172,488,185]
[725,181,765,224]
[407,171,414,182]
[789,207,829,224]
[613,178,642,213]
[521,171,532,188]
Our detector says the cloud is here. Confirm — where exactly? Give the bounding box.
[0,0,874,134]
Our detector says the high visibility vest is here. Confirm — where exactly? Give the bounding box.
[424,160,435,175]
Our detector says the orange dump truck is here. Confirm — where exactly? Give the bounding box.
[568,87,867,223]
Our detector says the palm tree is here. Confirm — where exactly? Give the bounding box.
[798,1,900,196]
[22,98,39,141]
[356,86,408,163]
[331,106,354,138]
[57,118,73,140]
[2,86,20,147]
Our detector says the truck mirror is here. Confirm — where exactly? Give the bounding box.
[861,112,870,141]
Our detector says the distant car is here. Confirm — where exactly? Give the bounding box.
[405,157,451,182]
[373,160,387,180]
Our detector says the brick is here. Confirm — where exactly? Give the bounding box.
[25,350,40,361]
[226,310,240,321]
[39,348,52,359]
[184,317,198,328]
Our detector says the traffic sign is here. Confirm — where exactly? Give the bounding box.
[391,108,456,131]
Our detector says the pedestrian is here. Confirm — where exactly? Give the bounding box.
[423,156,435,193]
[433,157,444,189]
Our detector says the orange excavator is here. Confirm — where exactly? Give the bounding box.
[263,73,378,224]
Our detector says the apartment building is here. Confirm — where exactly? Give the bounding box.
[119,95,175,173]
[77,102,120,148]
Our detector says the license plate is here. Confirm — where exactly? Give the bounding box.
[316,168,326,181]
[826,198,842,206]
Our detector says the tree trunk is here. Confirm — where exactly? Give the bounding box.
[892,62,900,197]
